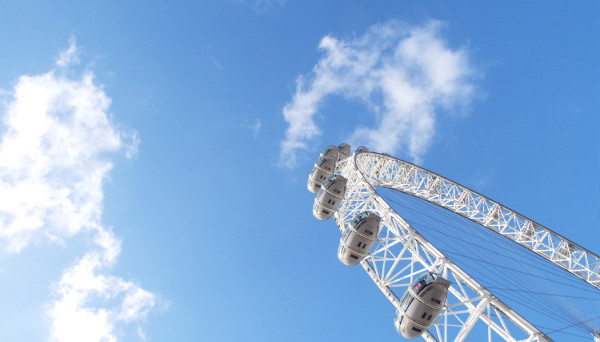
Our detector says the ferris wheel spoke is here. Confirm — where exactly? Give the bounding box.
[379,223,394,280]
[381,239,408,282]
[367,240,427,287]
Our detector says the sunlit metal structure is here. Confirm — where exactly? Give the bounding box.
[309,147,600,341]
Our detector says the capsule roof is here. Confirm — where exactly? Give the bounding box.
[350,211,376,228]
[322,174,344,189]
[355,146,369,154]
[337,143,351,160]
[320,145,339,160]
[314,155,335,171]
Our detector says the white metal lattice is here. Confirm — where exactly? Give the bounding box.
[330,152,600,341]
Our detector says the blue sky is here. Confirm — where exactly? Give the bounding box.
[0,1,598,341]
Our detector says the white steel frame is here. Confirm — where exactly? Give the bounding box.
[331,152,600,342]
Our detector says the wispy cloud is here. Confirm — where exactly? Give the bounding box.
[470,169,492,189]
[242,118,262,138]
[55,35,81,67]
[210,57,225,70]
[280,20,477,168]
[0,38,155,341]
[236,0,286,12]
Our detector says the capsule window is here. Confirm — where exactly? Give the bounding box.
[431,298,441,305]
[421,312,427,319]
[411,327,422,333]
[350,254,359,259]
[357,241,366,249]
[364,229,373,236]
[427,314,432,321]
[322,209,330,214]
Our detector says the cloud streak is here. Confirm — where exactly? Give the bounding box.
[243,118,261,138]
[280,20,477,167]
[0,38,155,341]
[55,36,81,67]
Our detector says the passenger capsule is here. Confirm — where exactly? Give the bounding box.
[307,155,337,193]
[355,146,369,154]
[320,145,339,160]
[313,175,347,220]
[338,211,381,266]
[338,143,351,160]
[394,272,451,339]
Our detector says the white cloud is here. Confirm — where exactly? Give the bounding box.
[56,35,81,67]
[0,39,155,341]
[49,241,155,342]
[0,70,121,251]
[280,20,477,167]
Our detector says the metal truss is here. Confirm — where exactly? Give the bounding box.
[331,152,600,341]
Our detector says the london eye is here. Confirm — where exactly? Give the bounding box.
[308,144,600,341]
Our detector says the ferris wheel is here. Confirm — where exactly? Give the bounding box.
[307,144,600,342]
